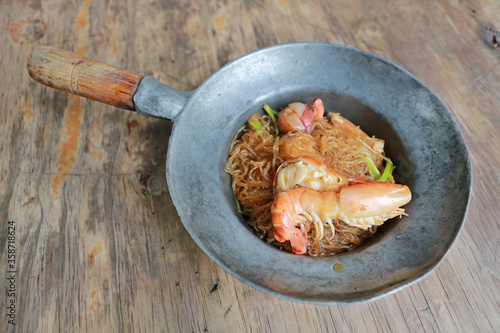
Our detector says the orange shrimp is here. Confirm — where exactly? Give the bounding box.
[271,183,411,254]
[310,98,324,118]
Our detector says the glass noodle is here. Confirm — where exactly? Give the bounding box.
[225,112,389,256]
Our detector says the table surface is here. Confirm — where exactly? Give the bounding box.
[1,0,500,332]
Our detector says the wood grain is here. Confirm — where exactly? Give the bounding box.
[27,46,144,110]
[1,0,499,332]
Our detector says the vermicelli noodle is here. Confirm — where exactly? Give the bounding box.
[225,109,389,256]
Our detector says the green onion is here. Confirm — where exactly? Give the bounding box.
[358,154,394,182]
[357,154,380,180]
[249,121,263,131]
[263,104,279,135]
[233,192,243,213]
[387,173,395,183]
[378,158,392,182]
[263,103,279,116]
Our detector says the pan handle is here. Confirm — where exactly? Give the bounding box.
[27,46,191,119]
[27,46,144,111]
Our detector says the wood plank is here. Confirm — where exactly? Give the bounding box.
[0,0,499,332]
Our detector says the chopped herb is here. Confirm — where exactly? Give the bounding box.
[387,173,395,183]
[358,154,395,182]
[233,192,243,213]
[378,158,392,182]
[249,121,263,131]
[263,104,279,135]
[263,103,279,116]
[357,154,380,180]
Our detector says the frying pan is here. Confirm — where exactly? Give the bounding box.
[27,43,471,305]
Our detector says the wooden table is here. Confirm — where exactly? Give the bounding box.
[1,0,499,331]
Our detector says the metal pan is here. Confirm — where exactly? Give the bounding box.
[27,43,471,305]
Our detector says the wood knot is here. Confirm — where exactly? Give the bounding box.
[9,19,47,44]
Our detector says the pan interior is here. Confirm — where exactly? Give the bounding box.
[166,43,471,304]
[226,89,411,250]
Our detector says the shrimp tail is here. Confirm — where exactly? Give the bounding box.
[311,98,325,118]
[289,228,310,254]
[271,190,311,254]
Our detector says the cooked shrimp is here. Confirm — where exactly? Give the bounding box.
[271,183,412,254]
[310,98,325,118]
[277,102,314,134]
[274,156,348,194]
[277,99,325,134]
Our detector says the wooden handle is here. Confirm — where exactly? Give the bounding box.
[27,47,144,110]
